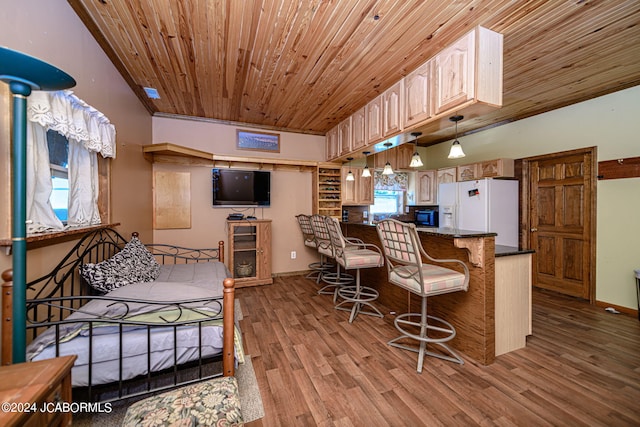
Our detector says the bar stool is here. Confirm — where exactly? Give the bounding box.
[310,214,353,300]
[325,216,384,323]
[295,214,334,283]
[376,218,469,372]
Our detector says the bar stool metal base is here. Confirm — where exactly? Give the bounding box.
[335,284,383,323]
[306,260,335,283]
[389,312,464,373]
[319,269,353,302]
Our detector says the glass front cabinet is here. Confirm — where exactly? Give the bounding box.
[227,219,273,287]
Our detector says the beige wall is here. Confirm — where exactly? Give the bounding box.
[422,85,640,310]
[152,116,326,274]
[0,0,154,356]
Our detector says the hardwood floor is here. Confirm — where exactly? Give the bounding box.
[237,275,640,427]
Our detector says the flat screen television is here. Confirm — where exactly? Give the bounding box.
[212,168,271,207]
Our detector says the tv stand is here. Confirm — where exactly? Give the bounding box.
[227,219,273,287]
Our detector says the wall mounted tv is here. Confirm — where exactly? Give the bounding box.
[212,168,271,207]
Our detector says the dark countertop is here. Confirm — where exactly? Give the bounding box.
[344,222,533,257]
[495,245,535,257]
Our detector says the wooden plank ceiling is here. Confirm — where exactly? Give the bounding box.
[68,0,640,145]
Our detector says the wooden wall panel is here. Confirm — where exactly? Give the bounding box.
[153,171,191,229]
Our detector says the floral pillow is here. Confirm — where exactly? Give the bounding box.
[79,236,160,293]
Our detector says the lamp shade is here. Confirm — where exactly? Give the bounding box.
[346,170,355,181]
[382,162,394,175]
[410,152,423,167]
[448,140,465,159]
[361,165,371,177]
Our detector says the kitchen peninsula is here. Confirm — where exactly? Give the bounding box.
[340,223,533,365]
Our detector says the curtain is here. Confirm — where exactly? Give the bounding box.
[374,171,408,191]
[25,90,116,232]
[26,121,64,233]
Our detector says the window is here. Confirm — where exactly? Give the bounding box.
[370,189,404,215]
[46,130,69,223]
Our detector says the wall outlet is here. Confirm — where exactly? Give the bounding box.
[290,251,296,259]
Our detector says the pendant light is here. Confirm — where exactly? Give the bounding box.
[448,115,466,159]
[409,132,423,168]
[382,142,394,175]
[345,157,355,181]
[361,151,371,177]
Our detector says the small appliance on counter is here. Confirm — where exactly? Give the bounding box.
[415,206,439,228]
[342,209,349,222]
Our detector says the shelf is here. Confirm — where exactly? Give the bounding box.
[143,142,332,171]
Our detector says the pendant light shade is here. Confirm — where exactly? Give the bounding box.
[409,132,423,168]
[382,142,394,175]
[361,151,371,177]
[345,157,355,181]
[448,115,465,159]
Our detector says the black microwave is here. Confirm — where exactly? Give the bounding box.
[415,208,439,227]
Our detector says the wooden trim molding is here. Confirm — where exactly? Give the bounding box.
[597,156,640,180]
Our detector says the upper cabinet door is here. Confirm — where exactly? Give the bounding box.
[366,94,383,145]
[403,60,432,128]
[416,170,437,205]
[326,125,339,161]
[382,80,403,137]
[433,31,475,115]
[351,106,367,151]
[338,116,352,156]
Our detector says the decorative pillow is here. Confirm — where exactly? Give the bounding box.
[79,236,160,293]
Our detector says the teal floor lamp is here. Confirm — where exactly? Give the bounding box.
[0,46,75,363]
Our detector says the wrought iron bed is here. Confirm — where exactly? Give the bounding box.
[1,227,238,402]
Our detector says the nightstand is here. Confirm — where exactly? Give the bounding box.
[0,355,76,427]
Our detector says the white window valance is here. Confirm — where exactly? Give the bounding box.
[27,90,116,158]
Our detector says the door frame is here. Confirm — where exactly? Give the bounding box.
[519,146,597,303]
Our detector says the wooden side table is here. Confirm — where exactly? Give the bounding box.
[0,355,76,427]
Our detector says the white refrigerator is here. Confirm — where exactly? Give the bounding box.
[438,178,519,247]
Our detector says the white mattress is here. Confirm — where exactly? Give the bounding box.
[27,262,236,387]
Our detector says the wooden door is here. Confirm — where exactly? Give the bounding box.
[416,170,436,205]
[525,148,596,301]
[432,30,475,114]
[357,169,374,205]
[326,126,339,160]
[382,80,403,137]
[338,117,352,156]
[351,107,367,151]
[403,60,431,128]
[366,95,383,144]
[341,167,357,204]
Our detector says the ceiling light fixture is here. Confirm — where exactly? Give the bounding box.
[361,151,371,177]
[345,157,355,181]
[382,143,394,175]
[448,115,466,159]
[409,132,423,168]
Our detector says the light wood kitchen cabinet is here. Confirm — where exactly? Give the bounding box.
[228,219,273,287]
[432,31,475,115]
[366,94,383,144]
[382,80,403,137]
[326,125,339,161]
[342,167,373,206]
[457,163,478,181]
[403,60,432,128]
[416,170,437,205]
[432,26,502,116]
[351,106,367,151]
[395,144,415,171]
[479,158,514,178]
[457,158,515,181]
[437,167,457,185]
[338,116,352,156]
[374,146,397,170]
